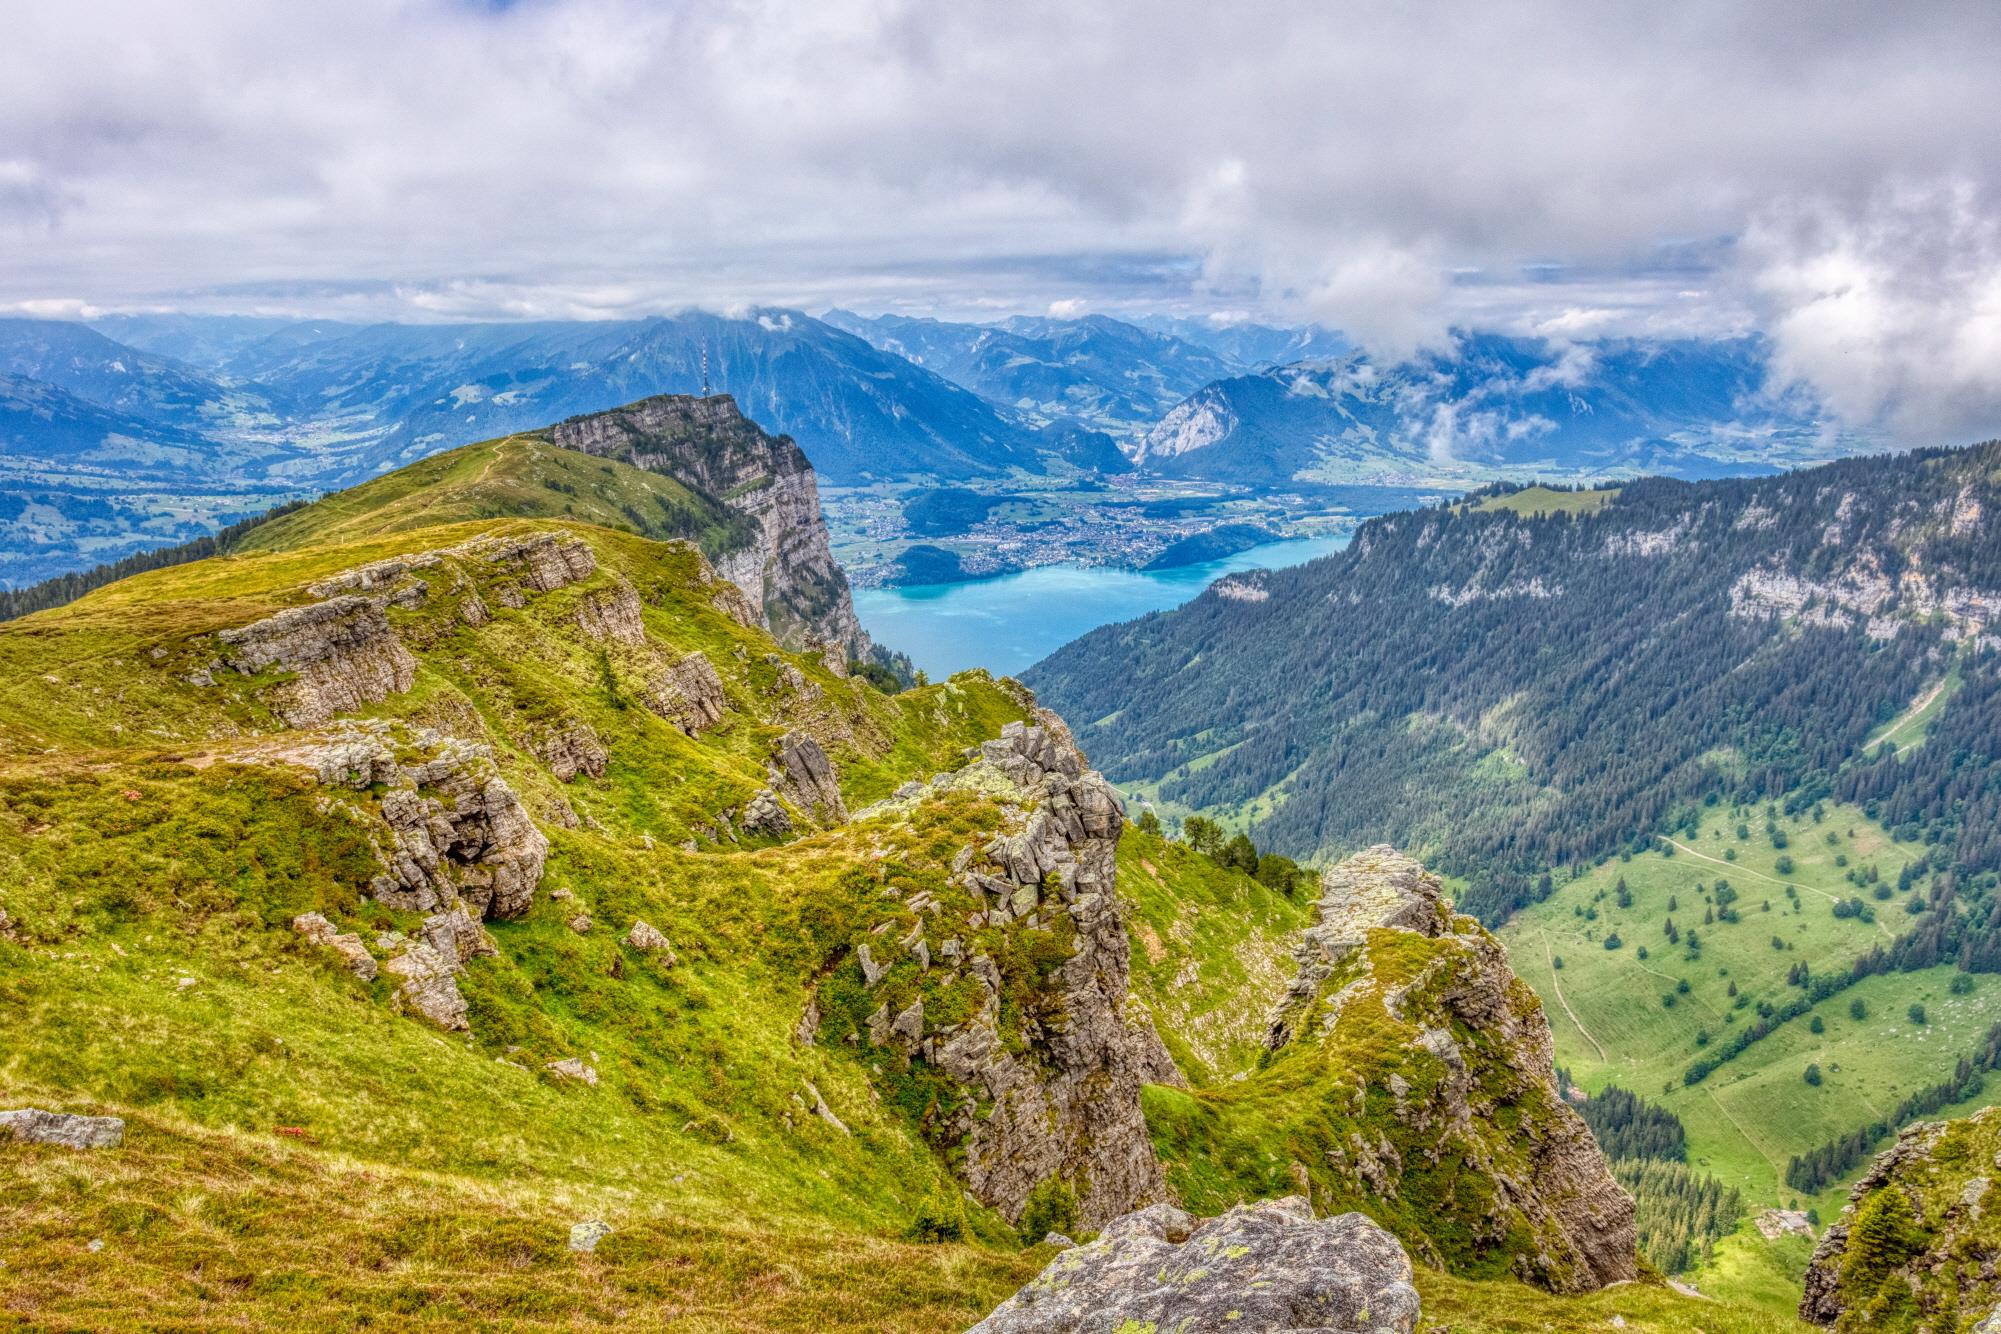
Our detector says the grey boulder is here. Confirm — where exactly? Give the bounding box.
[1,1108,126,1149]
[970,1196,1420,1334]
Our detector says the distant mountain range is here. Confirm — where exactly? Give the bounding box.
[1134,334,1861,487]
[91,310,1040,483]
[821,309,1239,436]
[0,309,1883,588]
[0,309,1052,584]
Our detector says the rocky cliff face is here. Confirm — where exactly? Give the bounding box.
[1146,846,1638,1294]
[1268,848,1637,1292]
[824,713,1180,1229]
[1802,1106,2001,1330]
[549,394,867,656]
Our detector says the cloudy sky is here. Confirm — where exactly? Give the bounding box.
[7,0,2001,439]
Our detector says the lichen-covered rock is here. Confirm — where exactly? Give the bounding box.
[625,920,676,961]
[568,1219,613,1252]
[1222,847,1638,1294]
[291,912,378,981]
[219,595,418,727]
[646,651,728,735]
[835,713,1180,1229]
[769,731,846,825]
[971,1195,1420,1334]
[0,1109,126,1149]
[1799,1108,2001,1329]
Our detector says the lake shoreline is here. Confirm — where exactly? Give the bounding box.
[856,533,1352,679]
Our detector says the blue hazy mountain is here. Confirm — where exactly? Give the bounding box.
[197,309,1040,483]
[0,318,289,436]
[0,372,303,585]
[1127,314,1350,368]
[1134,334,1854,485]
[821,310,1235,437]
[0,308,1057,586]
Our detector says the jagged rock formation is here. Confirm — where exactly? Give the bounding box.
[278,722,545,1030]
[647,651,728,734]
[325,729,548,922]
[219,595,418,727]
[549,395,867,655]
[768,731,847,825]
[1801,1106,2001,1329]
[971,1196,1421,1334]
[1174,846,1637,1293]
[832,714,1179,1228]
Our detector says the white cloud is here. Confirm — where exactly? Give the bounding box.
[1747,182,2001,444]
[1,0,2000,435]
[1046,298,1089,319]
[1299,243,1452,364]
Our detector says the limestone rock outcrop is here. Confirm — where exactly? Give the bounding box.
[219,596,418,727]
[548,395,868,655]
[309,724,549,920]
[971,1196,1421,1334]
[1259,846,1638,1293]
[369,904,498,1031]
[838,714,1180,1229]
[574,579,647,645]
[769,731,846,825]
[646,651,729,735]
[369,744,548,921]
[214,528,625,729]
[530,720,608,781]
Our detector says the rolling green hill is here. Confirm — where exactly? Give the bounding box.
[234,431,757,559]
[1501,800,2001,1219]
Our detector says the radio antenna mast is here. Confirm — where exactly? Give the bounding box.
[700,339,711,397]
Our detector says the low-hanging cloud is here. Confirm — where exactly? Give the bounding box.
[3,1,2001,437]
[1748,183,2001,445]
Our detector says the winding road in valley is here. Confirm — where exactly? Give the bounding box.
[1543,931,1608,1063]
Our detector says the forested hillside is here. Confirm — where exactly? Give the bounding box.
[1030,443,2001,932]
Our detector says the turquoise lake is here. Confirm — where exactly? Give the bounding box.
[854,534,1352,679]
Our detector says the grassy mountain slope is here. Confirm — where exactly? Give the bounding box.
[233,431,756,560]
[0,512,1046,1329]
[0,440,1801,1329]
